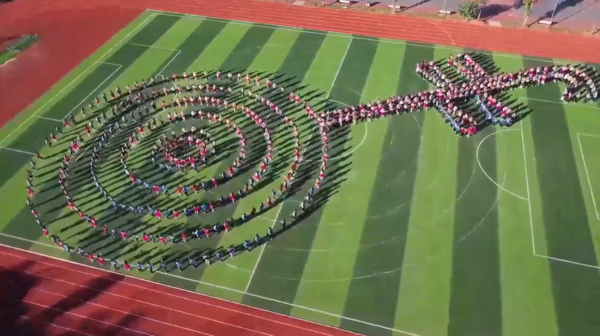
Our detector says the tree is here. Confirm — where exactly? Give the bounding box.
[523,0,534,27]
[458,0,484,21]
[476,0,488,20]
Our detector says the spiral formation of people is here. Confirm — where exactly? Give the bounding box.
[25,52,598,272]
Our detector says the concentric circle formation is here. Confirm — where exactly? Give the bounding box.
[27,52,577,274]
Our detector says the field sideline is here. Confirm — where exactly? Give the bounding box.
[1,9,600,336]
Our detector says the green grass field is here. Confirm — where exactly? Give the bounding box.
[1,10,600,336]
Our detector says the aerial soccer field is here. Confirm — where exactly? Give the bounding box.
[1,10,600,336]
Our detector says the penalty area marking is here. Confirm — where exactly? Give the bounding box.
[521,126,600,270]
[0,239,421,336]
[576,133,600,220]
[0,147,36,155]
[0,13,156,147]
[64,64,123,119]
[35,116,62,123]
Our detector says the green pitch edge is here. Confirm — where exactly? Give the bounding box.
[242,36,376,315]
[446,52,503,336]
[523,57,600,336]
[338,43,429,336]
[0,15,181,249]
[489,54,557,336]
[288,40,405,328]
[392,46,459,336]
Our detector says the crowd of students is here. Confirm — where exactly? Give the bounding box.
[27,52,598,271]
[311,52,597,137]
[27,69,327,271]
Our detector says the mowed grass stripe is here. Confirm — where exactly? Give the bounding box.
[291,41,405,327]
[447,130,502,335]
[150,25,277,286]
[243,37,376,315]
[200,30,327,295]
[523,58,600,336]
[492,54,558,336]
[393,46,459,336]
[338,43,429,336]
[0,15,182,248]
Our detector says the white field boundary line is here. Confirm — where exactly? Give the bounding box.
[577,133,600,220]
[0,240,373,336]
[123,43,181,78]
[0,147,36,155]
[64,64,123,119]
[1,279,216,336]
[35,116,62,123]
[520,121,537,255]
[126,42,181,52]
[0,13,156,147]
[244,202,284,292]
[149,9,559,64]
[157,50,181,77]
[520,125,600,270]
[519,97,600,111]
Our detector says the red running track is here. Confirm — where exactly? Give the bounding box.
[0,245,360,336]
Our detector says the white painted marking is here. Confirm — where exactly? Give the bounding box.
[256,216,277,222]
[0,13,155,147]
[244,202,284,292]
[520,97,600,110]
[476,129,528,201]
[156,50,181,76]
[304,122,368,161]
[520,122,536,255]
[327,36,352,96]
[64,64,123,119]
[521,126,600,268]
[127,42,182,51]
[535,254,600,270]
[35,116,62,122]
[426,18,455,45]
[577,133,600,220]
[0,147,35,155]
